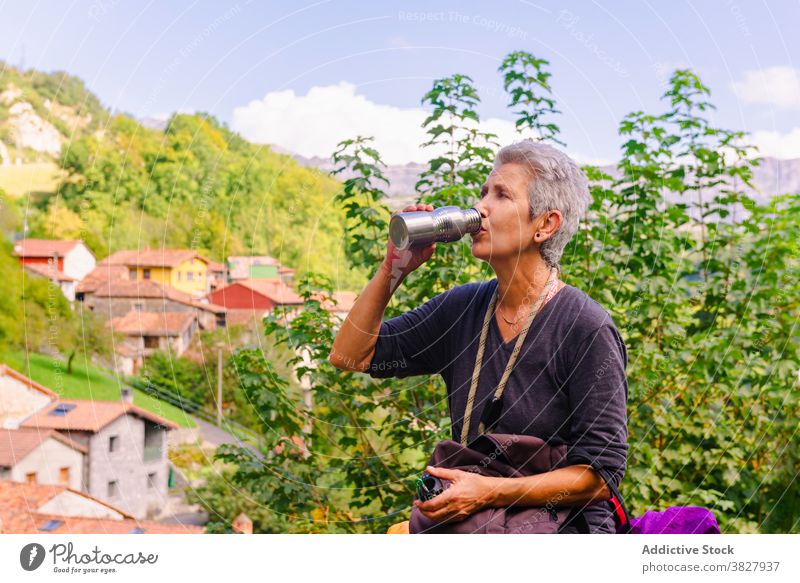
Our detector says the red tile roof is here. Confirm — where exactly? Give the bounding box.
[93,279,187,300]
[0,364,59,400]
[108,311,196,337]
[21,399,179,433]
[0,481,203,534]
[89,279,225,313]
[0,428,87,467]
[76,265,129,293]
[236,279,304,305]
[13,239,84,258]
[99,249,208,269]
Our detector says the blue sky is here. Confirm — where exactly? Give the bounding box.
[1,0,798,164]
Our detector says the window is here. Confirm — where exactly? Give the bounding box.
[109,435,119,452]
[26,472,37,484]
[49,403,76,416]
[129,268,137,280]
[144,336,159,349]
[177,271,182,281]
[186,271,194,281]
[147,472,157,489]
[133,302,144,312]
[107,480,119,497]
[39,519,63,532]
[59,467,70,485]
[143,268,151,280]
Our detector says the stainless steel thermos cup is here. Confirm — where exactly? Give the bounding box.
[389,206,482,250]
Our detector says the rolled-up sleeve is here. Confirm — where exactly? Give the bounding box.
[367,289,455,379]
[564,323,629,492]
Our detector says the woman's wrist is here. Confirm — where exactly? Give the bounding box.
[378,259,395,279]
[378,260,408,293]
[482,475,510,508]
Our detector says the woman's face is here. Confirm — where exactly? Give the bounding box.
[471,162,537,262]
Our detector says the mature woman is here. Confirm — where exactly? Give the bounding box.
[329,140,629,534]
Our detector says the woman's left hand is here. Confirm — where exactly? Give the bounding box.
[413,465,497,523]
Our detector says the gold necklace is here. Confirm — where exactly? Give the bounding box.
[497,279,561,328]
[497,302,526,328]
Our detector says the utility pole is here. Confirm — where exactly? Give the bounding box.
[216,347,223,425]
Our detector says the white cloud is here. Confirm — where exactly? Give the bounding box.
[231,82,607,166]
[732,66,800,110]
[386,35,413,48]
[750,127,800,159]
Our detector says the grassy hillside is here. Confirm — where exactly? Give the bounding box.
[1,350,195,428]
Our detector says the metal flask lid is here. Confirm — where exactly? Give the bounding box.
[389,206,482,250]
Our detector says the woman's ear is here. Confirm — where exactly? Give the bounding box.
[532,210,562,245]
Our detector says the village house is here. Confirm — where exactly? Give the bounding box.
[209,281,357,331]
[107,311,199,374]
[0,480,202,533]
[207,279,304,315]
[13,238,97,281]
[14,239,97,301]
[79,278,226,330]
[0,364,58,430]
[20,397,178,519]
[74,263,130,297]
[98,249,212,297]
[227,255,278,280]
[227,255,295,286]
[0,428,86,490]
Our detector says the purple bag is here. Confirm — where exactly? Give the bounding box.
[604,475,721,534]
[588,463,722,535]
[628,506,721,534]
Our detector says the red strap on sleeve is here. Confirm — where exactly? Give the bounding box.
[609,496,628,526]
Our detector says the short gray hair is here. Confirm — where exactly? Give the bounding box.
[493,140,591,269]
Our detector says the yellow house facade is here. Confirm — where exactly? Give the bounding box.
[100,250,211,296]
[127,257,209,295]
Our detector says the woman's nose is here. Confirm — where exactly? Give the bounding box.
[474,203,488,225]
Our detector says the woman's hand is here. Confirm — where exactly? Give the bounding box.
[381,203,436,284]
[413,465,497,523]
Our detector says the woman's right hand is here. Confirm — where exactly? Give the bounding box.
[381,203,437,282]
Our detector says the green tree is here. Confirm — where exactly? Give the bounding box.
[66,308,114,375]
[50,111,363,289]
